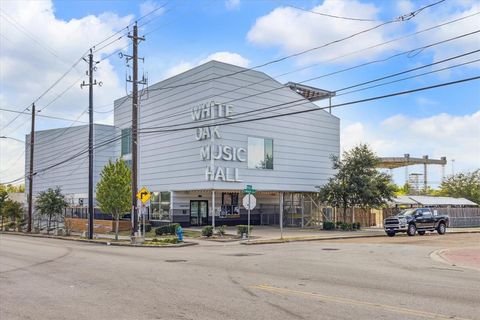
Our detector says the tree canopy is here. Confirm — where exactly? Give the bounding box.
[437,169,480,204]
[35,187,68,234]
[96,159,131,240]
[318,144,395,221]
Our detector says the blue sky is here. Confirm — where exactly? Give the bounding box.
[1,0,479,186]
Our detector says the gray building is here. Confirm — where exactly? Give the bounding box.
[115,61,339,226]
[25,124,116,206]
[25,61,339,227]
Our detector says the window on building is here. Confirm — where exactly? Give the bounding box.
[220,192,240,218]
[150,191,171,220]
[121,128,132,156]
[248,137,273,169]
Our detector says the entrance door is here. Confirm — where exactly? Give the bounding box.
[190,200,208,226]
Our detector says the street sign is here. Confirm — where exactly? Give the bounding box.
[136,186,151,204]
[242,194,256,210]
[243,184,256,194]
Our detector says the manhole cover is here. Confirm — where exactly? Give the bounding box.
[322,248,339,251]
[226,253,263,257]
[164,259,187,263]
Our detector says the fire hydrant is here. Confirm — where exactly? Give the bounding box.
[176,226,184,242]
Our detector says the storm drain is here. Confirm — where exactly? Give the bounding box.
[322,248,340,251]
[226,253,263,257]
[164,259,187,263]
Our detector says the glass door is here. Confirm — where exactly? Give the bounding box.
[190,200,209,226]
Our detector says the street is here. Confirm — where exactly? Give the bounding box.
[1,233,479,320]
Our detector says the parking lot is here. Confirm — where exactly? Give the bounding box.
[1,232,479,320]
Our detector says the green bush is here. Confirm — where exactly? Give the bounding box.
[340,222,350,231]
[336,221,343,229]
[355,222,361,230]
[155,223,180,236]
[323,221,335,230]
[202,226,213,237]
[237,225,251,236]
[149,237,178,244]
[217,225,227,236]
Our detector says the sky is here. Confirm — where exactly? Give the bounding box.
[0,0,479,188]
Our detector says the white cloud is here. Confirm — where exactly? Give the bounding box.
[341,111,480,184]
[247,0,394,65]
[139,1,165,18]
[225,0,240,10]
[164,51,250,78]
[0,1,132,183]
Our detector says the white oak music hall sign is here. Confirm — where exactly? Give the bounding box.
[191,100,245,182]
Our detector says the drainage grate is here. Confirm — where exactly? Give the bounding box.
[322,248,339,251]
[164,259,187,263]
[226,253,263,257]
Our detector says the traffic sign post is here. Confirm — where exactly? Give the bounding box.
[242,186,256,241]
[136,187,151,238]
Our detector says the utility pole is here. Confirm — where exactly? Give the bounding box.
[127,22,145,239]
[81,49,98,240]
[27,103,35,233]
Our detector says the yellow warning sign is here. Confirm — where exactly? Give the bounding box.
[136,186,151,204]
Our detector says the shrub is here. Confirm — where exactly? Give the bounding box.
[149,237,178,244]
[237,225,251,236]
[217,225,227,236]
[355,222,361,230]
[340,222,350,231]
[336,221,343,229]
[155,223,180,236]
[323,221,335,230]
[202,226,213,237]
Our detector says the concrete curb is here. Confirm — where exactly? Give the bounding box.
[240,229,480,245]
[0,231,198,248]
[240,233,386,245]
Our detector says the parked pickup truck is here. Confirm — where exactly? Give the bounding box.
[384,208,449,237]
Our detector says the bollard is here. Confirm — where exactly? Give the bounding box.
[177,226,184,242]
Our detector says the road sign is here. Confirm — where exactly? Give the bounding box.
[136,186,151,204]
[242,194,256,210]
[243,184,256,194]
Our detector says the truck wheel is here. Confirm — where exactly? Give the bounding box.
[418,231,425,235]
[387,231,395,237]
[407,224,416,236]
[437,223,446,235]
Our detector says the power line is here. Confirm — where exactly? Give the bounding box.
[5,75,477,185]
[140,76,480,134]
[143,0,447,93]
[283,4,380,22]
[0,108,89,123]
[134,30,480,129]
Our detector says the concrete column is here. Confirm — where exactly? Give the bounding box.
[212,190,215,228]
[279,192,284,239]
[423,155,428,192]
[301,194,305,228]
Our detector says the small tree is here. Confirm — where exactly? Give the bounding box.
[437,170,480,204]
[3,199,23,230]
[0,189,7,231]
[35,187,68,234]
[96,159,131,241]
[318,144,395,222]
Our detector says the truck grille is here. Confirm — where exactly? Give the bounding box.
[385,218,399,225]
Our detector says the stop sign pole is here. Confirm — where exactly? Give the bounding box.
[243,185,256,241]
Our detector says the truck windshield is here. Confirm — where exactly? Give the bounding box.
[396,209,415,217]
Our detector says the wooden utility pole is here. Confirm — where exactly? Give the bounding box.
[128,22,145,238]
[27,103,35,233]
[81,49,98,239]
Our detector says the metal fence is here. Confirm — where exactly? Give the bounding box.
[382,207,480,227]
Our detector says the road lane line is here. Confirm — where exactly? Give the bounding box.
[251,284,472,320]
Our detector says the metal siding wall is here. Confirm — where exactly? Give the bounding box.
[25,125,116,202]
[113,61,340,193]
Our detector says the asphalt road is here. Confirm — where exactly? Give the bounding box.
[1,233,479,320]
